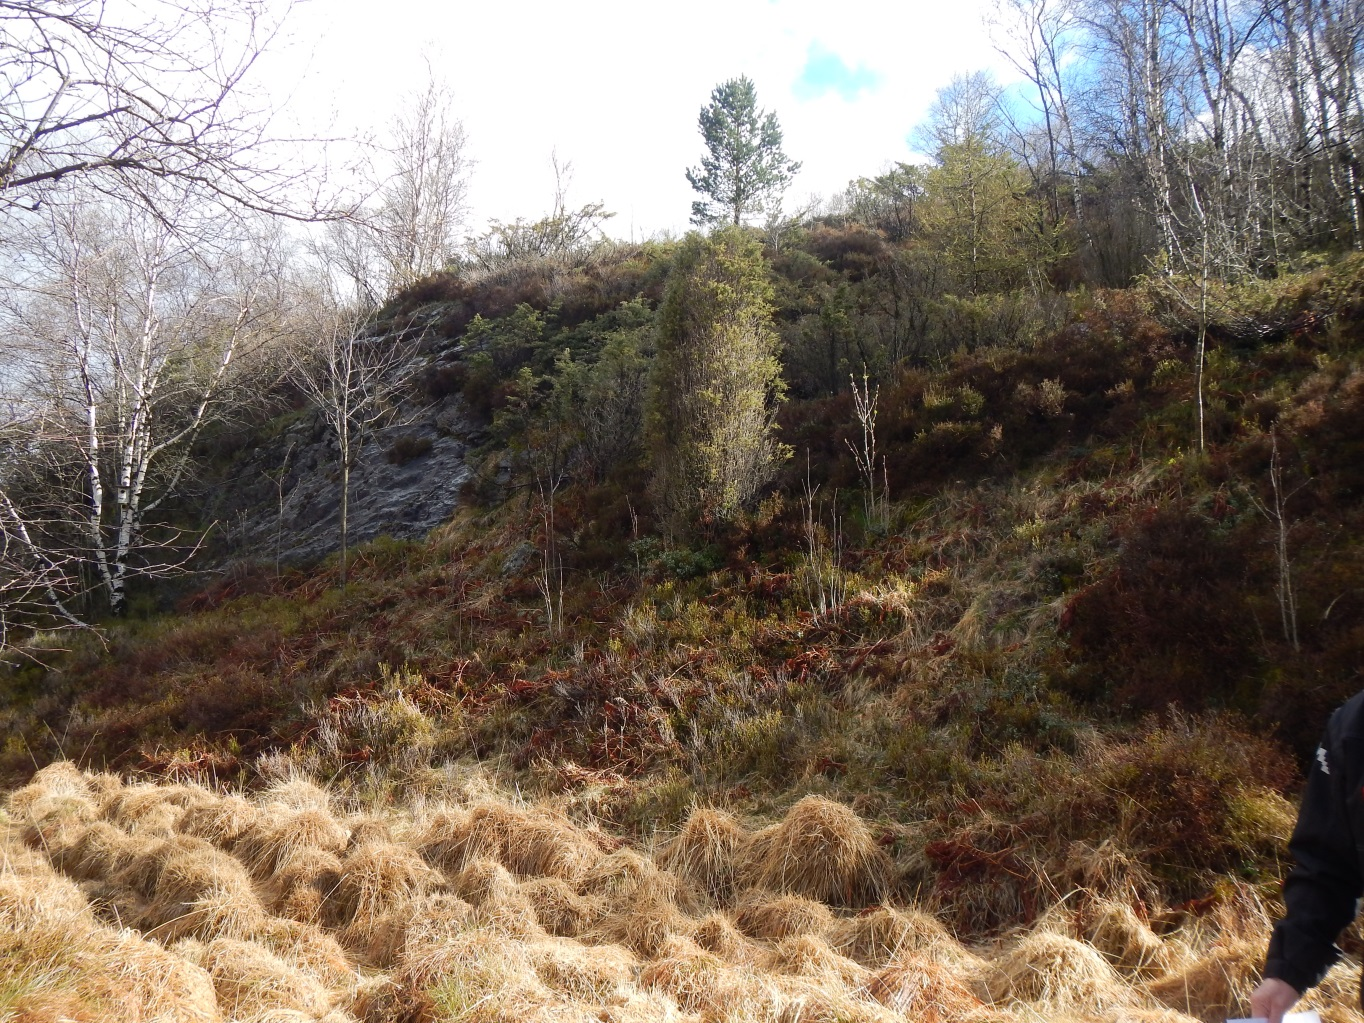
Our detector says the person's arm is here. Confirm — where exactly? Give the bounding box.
[1262,733,1363,1019]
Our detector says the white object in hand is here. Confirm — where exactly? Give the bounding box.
[1228,1012,1322,1023]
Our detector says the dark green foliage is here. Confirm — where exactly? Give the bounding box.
[686,76,800,227]
[647,228,787,530]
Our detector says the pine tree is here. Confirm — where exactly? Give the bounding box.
[647,227,788,531]
[685,77,801,226]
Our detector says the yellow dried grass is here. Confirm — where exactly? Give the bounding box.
[397,891,477,961]
[830,905,953,967]
[586,891,694,958]
[656,806,750,901]
[770,977,902,1023]
[101,783,194,834]
[527,936,637,1001]
[339,910,411,970]
[739,796,893,907]
[261,777,333,814]
[7,762,94,822]
[452,856,522,906]
[234,807,350,879]
[580,847,698,910]
[179,794,262,848]
[395,927,542,1014]
[258,918,357,990]
[268,848,344,922]
[520,876,605,937]
[412,806,471,871]
[0,857,95,926]
[150,837,260,919]
[861,953,987,1023]
[1082,900,1176,976]
[734,892,835,941]
[760,932,870,988]
[1063,840,1159,905]
[690,911,763,964]
[197,935,334,1019]
[348,974,404,1023]
[1297,957,1364,1023]
[973,929,1131,1012]
[0,850,220,1023]
[343,815,393,849]
[1145,936,1261,1023]
[144,841,268,941]
[98,927,223,1022]
[328,840,443,928]
[52,820,137,881]
[639,938,747,1017]
[418,800,601,883]
[152,883,272,944]
[472,892,549,940]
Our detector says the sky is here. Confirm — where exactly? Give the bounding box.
[264,0,1015,240]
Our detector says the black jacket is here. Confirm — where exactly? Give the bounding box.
[1266,690,1364,994]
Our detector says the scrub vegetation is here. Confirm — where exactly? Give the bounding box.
[4,0,1364,1016]
[4,237,1364,1020]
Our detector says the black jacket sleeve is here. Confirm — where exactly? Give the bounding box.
[1265,723,1364,995]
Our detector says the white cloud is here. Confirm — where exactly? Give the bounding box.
[263,0,1013,237]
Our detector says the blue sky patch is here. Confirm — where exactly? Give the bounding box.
[794,43,883,102]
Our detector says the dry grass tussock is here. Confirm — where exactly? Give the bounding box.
[657,806,750,901]
[10,761,1364,1023]
[973,929,1133,1012]
[734,890,836,941]
[0,837,220,1022]
[740,795,893,906]
[830,904,956,967]
[417,798,602,882]
[861,952,987,1023]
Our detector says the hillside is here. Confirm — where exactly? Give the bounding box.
[4,234,1364,1022]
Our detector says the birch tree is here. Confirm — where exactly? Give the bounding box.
[1,191,286,615]
[312,71,469,306]
[0,0,332,220]
[286,317,418,590]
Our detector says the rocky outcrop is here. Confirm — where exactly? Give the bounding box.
[205,321,480,568]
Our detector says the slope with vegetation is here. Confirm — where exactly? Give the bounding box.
[3,221,1364,1018]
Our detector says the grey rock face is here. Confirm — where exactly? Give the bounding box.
[206,338,478,568]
